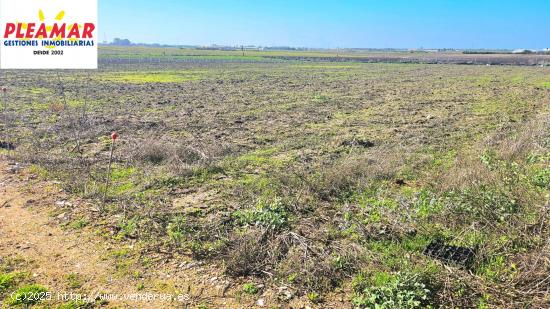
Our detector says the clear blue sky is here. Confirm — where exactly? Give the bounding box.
[99,0,550,49]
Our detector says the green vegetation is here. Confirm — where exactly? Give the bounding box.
[0,273,17,294]
[98,71,205,83]
[8,284,48,306]
[352,272,431,308]
[66,273,83,289]
[167,215,196,245]
[4,46,550,307]
[70,218,89,230]
[242,283,259,295]
[232,198,289,230]
[307,292,322,304]
[58,300,93,309]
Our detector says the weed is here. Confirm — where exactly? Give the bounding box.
[66,273,83,289]
[448,185,518,222]
[116,216,140,239]
[167,215,196,245]
[307,292,322,304]
[412,190,443,218]
[242,283,259,295]
[531,167,550,188]
[232,198,289,230]
[70,218,89,230]
[58,300,93,309]
[352,272,431,308]
[8,284,49,306]
[476,255,517,283]
[0,273,16,294]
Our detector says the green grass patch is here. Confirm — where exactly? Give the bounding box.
[167,215,196,245]
[242,283,259,295]
[58,300,93,309]
[0,273,17,294]
[66,273,83,289]
[232,198,290,230]
[7,284,48,306]
[115,216,140,240]
[70,218,89,230]
[107,166,138,196]
[98,71,205,83]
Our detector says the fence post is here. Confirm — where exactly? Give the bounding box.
[2,87,8,149]
[103,131,118,202]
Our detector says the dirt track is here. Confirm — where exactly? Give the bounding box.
[0,159,154,307]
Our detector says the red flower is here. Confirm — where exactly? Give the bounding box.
[111,132,119,141]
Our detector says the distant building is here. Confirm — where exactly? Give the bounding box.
[242,45,264,51]
[512,49,534,54]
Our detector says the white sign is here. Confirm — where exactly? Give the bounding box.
[0,0,97,69]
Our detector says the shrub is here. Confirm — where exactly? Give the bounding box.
[449,185,518,222]
[232,198,289,230]
[134,140,172,165]
[352,272,431,309]
[223,229,270,276]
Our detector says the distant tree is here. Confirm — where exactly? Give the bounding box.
[112,38,132,46]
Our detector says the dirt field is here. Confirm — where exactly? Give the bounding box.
[1,47,549,308]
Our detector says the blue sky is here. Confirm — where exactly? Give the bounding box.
[99,0,550,49]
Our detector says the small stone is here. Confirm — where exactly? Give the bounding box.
[256,298,265,307]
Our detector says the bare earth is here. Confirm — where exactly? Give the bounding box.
[0,159,151,307]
